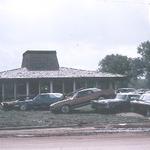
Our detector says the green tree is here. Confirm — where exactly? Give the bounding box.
[129,57,145,80]
[98,54,144,88]
[137,40,150,86]
[98,54,131,76]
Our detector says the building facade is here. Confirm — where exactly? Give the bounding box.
[0,51,126,101]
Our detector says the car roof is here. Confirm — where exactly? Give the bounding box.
[117,88,136,91]
[79,88,101,92]
[40,93,63,96]
[118,88,135,89]
[117,92,140,96]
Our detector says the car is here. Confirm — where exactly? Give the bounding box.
[115,88,136,94]
[130,93,150,116]
[0,93,64,111]
[50,88,105,113]
[91,93,140,114]
[136,89,150,95]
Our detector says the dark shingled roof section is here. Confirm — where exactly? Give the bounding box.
[22,50,59,71]
[0,67,125,79]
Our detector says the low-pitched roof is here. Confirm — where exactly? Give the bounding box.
[0,67,125,79]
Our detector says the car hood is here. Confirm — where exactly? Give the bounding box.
[131,100,150,105]
[1,100,18,105]
[2,99,33,105]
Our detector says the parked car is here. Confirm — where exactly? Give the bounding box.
[130,93,150,116]
[136,89,150,95]
[50,88,105,113]
[91,93,140,114]
[0,93,64,111]
[115,88,136,94]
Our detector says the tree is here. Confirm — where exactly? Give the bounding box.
[98,54,131,76]
[138,41,150,60]
[129,57,145,80]
[98,54,144,87]
[137,40,150,86]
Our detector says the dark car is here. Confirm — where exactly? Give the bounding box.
[130,93,150,116]
[136,89,150,95]
[115,88,136,94]
[0,93,64,111]
[50,88,104,113]
[91,93,140,114]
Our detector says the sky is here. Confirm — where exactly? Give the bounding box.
[0,0,150,71]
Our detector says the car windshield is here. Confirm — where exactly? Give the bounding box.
[128,95,140,100]
[117,88,135,93]
[140,94,150,101]
[116,94,140,101]
[115,94,127,100]
[32,95,39,100]
[49,93,63,98]
[33,93,63,100]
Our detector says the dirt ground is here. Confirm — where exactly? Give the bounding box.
[0,105,150,129]
[1,134,150,150]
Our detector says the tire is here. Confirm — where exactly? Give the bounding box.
[20,104,27,111]
[61,105,70,114]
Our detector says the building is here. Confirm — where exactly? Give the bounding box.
[0,50,125,101]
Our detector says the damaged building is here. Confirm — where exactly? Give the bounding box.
[0,50,125,101]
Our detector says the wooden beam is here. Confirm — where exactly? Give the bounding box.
[62,81,65,94]
[73,79,76,92]
[38,81,41,94]
[50,80,53,93]
[2,83,4,101]
[26,81,29,98]
[14,82,17,100]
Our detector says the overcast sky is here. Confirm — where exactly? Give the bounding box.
[0,0,150,71]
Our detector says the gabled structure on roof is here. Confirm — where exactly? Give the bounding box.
[0,50,126,101]
[22,51,59,71]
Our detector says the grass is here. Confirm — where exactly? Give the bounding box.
[0,105,150,128]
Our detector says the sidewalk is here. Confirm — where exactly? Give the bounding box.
[1,123,150,138]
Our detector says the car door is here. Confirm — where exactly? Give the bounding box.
[48,94,62,104]
[120,95,139,112]
[33,94,50,110]
[73,90,94,107]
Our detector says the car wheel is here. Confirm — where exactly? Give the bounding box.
[61,105,70,114]
[20,104,27,111]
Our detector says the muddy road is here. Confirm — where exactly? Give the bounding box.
[1,134,150,150]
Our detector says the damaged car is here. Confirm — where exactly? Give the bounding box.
[130,93,150,116]
[0,93,64,111]
[91,93,140,114]
[115,88,136,94]
[50,88,108,113]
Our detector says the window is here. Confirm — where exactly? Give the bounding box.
[128,95,140,101]
[34,94,50,102]
[77,90,93,98]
